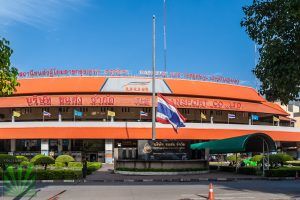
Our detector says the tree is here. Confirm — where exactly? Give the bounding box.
[241,0,300,104]
[0,37,19,96]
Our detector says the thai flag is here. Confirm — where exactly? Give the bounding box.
[156,94,186,131]
[43,111,51,117]
[140,111,148,116]
[228,114,236,119]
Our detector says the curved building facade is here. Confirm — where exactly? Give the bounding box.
[0,76,299,162]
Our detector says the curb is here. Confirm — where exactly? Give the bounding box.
[1,177,299,184]
[114,170,210,176]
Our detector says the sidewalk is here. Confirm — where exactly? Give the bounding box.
[84,164,297,182]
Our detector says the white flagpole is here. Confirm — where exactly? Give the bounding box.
[152,15,156,141]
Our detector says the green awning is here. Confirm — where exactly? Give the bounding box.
[190,133,276,154]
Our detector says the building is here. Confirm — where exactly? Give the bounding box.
[278,101,300,128]
[0,75,300,162]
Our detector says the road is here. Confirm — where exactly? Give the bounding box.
[1,180,300,200]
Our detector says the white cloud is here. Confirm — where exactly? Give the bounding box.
[0,0,87,28]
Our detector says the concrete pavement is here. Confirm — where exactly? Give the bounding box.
[1,180,299,200]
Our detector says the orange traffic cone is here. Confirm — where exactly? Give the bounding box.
[208,183,215,200]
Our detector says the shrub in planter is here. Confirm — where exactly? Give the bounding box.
[33,156,55,170]
[16,155,29,162]
[0,154,20,169]
[269,153,293,168]
[55,155,75,167]
[68,162,83,168]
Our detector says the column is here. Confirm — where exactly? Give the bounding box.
[41,139,49,156]
[10,139,16,153]
[58,139,63,155]
[210,116,213,124]
[297,142,300,160]
[105,139,113,164]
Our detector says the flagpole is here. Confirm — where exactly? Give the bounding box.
[152,15,156,141]
[163,0,167,72]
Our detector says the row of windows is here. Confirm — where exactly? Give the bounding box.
[7,107,255,118]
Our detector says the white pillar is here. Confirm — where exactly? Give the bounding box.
[58,113,62,122]
[41,139,49,156]
[105,139,113,164]
[249,118,252,125]
[10,139,16,153]
[210,116,213,124]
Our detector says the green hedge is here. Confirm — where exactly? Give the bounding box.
[237,167,258,175]
[219,166,236,172]
[0,168,82,180]
[265,167,300,177]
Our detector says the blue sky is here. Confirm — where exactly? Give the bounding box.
[0,0,256,86]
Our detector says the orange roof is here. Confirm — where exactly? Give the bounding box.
[15,77,106,95]
[164,79,265,102]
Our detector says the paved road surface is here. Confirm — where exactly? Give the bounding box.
[2,180,299,200]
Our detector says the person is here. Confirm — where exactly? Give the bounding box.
[82,159,87,180]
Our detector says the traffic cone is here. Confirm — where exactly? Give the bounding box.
[208,183,215,200]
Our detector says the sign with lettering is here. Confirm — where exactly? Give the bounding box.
[138,140,188,160]
[100,78,172,93]
[18,68,240,85]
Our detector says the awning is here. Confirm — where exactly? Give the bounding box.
[190,133,276,154]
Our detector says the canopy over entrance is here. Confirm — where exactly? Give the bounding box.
[190,133,276,154]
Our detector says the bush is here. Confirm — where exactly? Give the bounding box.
[33,156,55,170]
[30,154,45,163]
[55,155,75,167]
[269,153,293,168]
[87,162,102,174]
[20,161,33,167]
[53,162,65,168]
[68,162,83,168]
[0,154,20,169]
[265,167,300,177]
[250,155,263,163]
[226,155,241,166]
[16,156,29,162]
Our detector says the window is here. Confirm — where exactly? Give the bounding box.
[215,111,222,116]
[21,108,32,114]
[79,107,88,112]
[142,108,151,113]
[59,107,69,113]
[121,107,130,112]
[180,109,190,115]
[42,107,50,112]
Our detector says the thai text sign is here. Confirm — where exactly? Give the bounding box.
[18,68,240,85]
[0,94,255,112]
